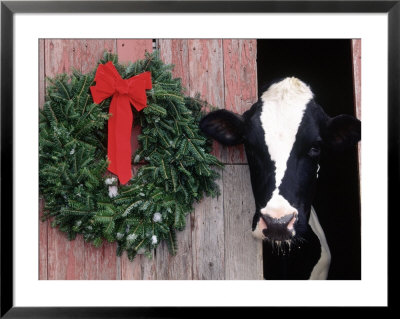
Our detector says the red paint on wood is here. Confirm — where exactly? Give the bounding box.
[157,40,194,279]
[39,199,48,280]
[116,39,153,64]
[44,39,86,280]
[39,39,45,109]
[84,242,119,279]
[43,39,122,280]
[81,39,116,73]
[76,40,121,280]
[39,40,47,280]
[222,39,257,164]
[47,225,85,280]
[188,39,225,161]
[45,39,83,76]
[158,39,190,92]
[120,254,142,280]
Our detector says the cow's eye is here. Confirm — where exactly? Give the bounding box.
[308,145,321,158]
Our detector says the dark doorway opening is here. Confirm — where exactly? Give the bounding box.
[257,39,361,280]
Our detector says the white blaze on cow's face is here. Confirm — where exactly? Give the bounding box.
[260,77,313,191]
[254,78,313,239]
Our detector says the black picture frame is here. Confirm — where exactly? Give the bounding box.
[1,1,394,317]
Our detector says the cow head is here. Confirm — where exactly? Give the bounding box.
[200,77,360,245]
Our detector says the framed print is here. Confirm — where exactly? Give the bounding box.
[1,0,395,317]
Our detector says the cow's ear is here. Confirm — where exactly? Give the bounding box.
[323,114,361,151]
[200,109,245,146]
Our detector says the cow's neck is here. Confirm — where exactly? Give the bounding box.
[263,206,330,280]
[308,207,331,280]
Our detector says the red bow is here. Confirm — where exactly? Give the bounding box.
[90,61,152,185]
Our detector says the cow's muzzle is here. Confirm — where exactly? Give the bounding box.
[261,212,297,241]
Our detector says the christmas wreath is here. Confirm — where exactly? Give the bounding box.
[39,51,222,260]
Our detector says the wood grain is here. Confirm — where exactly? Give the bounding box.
[39,199,48,280]
[84,241,120,280]
[223,165,263,280]
[78,39,120,280]
[157,39,194,280]
[39,39,46,109]
[222,39,257,164]
[158,39,190,92]
[45,39,86,280]
[188,39,225,162]
[47,230,86,280]
[39,39,48,280]
[192,176,225,280]
[45,39,83,75]
[81,39,116,73]
[116,39,153,64]
[155,215,193,280]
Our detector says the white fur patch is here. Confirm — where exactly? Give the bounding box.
[261,191,298,220]
[260,77,313,193]
[308,207,331,280]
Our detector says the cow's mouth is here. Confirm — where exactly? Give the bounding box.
[262,227,294,242]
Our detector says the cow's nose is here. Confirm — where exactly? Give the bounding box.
[262,212,297,231]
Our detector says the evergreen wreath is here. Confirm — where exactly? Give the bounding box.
[39,51,222,260]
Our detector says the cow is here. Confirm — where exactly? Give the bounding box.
[199,77,361,280]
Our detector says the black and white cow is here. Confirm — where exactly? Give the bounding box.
[200,77,361,280]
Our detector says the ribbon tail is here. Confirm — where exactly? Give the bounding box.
[107,95,133,185]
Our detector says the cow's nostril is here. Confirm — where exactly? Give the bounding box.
[261,212,297,241]
[264,212,296,228]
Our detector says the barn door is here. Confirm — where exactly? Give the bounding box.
[39,39,263,280]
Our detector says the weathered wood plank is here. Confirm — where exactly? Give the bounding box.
[39,39,45,109]
[45,39,83,75]
[77,39,121,280]
[156,39,194,280]
[187,40,225,279]
[158,39,190,92]
[81,39,116,73]
[120,254,142,280]
[39,199,48,280]
[116,39,153,64]
[154,215,193,280]
[44,39,86,280]
[222,39,257,164]
[114,40,160,280]
[84,241,120,280]
[39,39,48,280]
[191,176,225,280]
[223,165,263,280]
[47,230,86,280]
[188,39,225,162]
[43,39,122,280]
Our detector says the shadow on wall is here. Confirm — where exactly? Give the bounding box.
[257,39,361,280]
